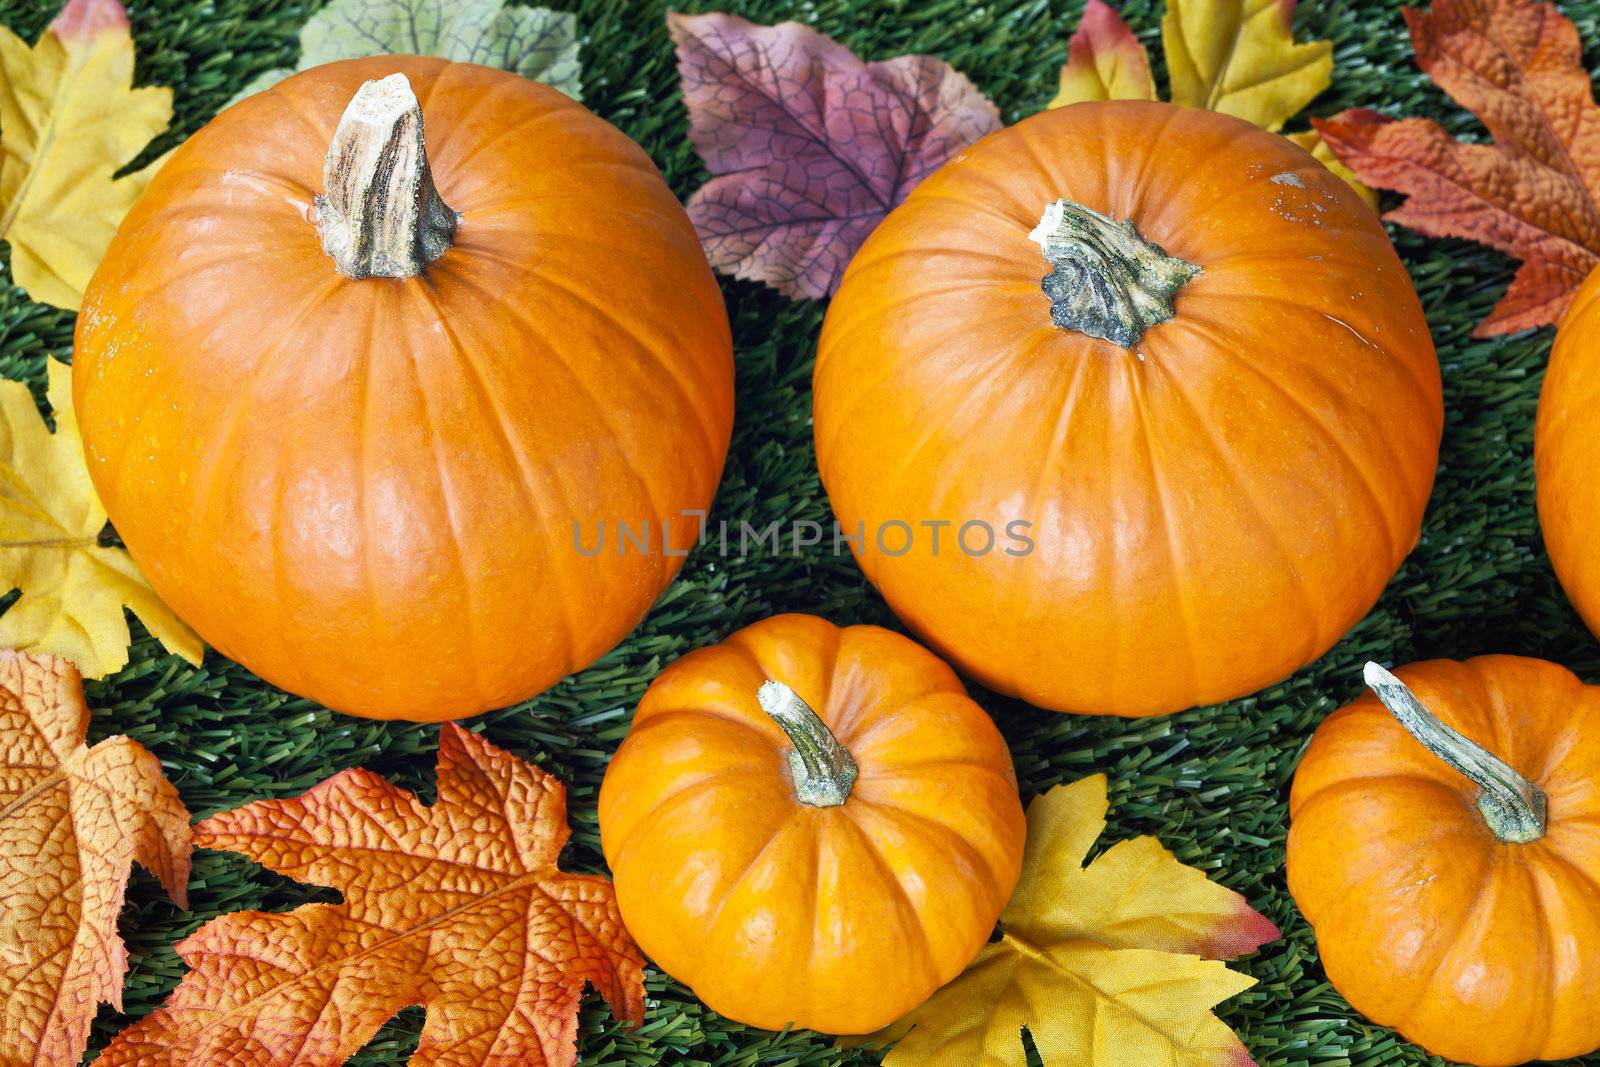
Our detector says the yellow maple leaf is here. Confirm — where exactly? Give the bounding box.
[0,0,172,310]
[0,651,192,1067]
[853,775,1279,1066]
[0,360,201,678]
[1163,0,1330,131]
[1050,0,1370,206]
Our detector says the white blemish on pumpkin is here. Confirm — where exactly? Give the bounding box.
[1270,172,1306,188]
[1269,196,1321,225]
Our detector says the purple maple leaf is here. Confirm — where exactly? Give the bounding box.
[668,11,1003,300]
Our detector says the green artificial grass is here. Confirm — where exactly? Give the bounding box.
[0,0,1593,1062]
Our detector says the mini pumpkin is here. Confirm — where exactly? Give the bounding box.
[72,60,733,720]
[597,613,1026,1034]
[1288,657,1600,1066]
[1537,265,1600,637]
[813,100,1443,717]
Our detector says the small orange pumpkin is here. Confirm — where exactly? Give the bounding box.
[597,613,1026,1034]
[814,100,1442,717]
[72,59,733,720]
[1537,265,1600,637]
[1288,657,1600,1066]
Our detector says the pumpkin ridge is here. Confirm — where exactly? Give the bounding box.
[822,679,963,750]
[1292,770,1485,814]
[997,341,1099,699]
[349,324,383,686]
[428,87,564,181]
[1114,104,1186,237]
[628,704,784,743]
[412,268,583,680]
[1176,313,1403,574]
[1207,285,1440,430]
[832,814,943,988]
[846,794,1010,902]
[442,261,675,545]
[1128,363,1204,701]
[481,246,727,473]
[700,817,814,949]
[1519,859,1559,1057]
[836,688,993,754]
[718,625,833,738]
[1140,343,1324,660]
[861,328,1056,558]
[1141,116,1286,254]
[1390,848,1507,1035]
[606,767,775,867]
[395,289,492,710]
[255,81,330,148]
[1530,845,1600,917]
[893,186,1031,235]
[460,159,668,217]
[174,273,349,612]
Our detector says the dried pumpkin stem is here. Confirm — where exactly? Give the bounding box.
[317,72,458,280]
[1363,662,1547,844]
[1029,199,1200,349]
[757,680,857,808]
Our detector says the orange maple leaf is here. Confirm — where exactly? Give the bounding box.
[100,723,643,1067]
[0,651,191,1067]
[1315,0,1600,336]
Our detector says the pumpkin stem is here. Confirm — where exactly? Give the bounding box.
[757,680,857,808]
[1028,199,1200,349]
[317,73,458,280]
[1363,662,1547,844]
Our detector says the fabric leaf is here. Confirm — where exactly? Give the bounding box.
[857,775,1279,1066]
[0,651,192,1067]
[1316,0,1600,336]
[1047,0,1369,205]
[670,11,1002,300]
[1163,0,1331,131]
[0,360,202,679]
[0,0,172,310]
[1050,0,1157,106]
[232,0,581,104]
[100,724,644,1067]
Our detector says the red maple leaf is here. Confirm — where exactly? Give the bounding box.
[1316,0,1600,336]
[99,725,642,1067]
[669,11,1002,300]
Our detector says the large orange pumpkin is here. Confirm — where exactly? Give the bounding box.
[814,101,1442,717]
[597,613,1026,1034]
[1288,657,1600,1066]
[1537,265,1600,636]
[72,59,733,720]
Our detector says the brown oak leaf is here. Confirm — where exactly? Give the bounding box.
[100,723,642,1067]
[0,651,191,1067]
[1315,0,1600,336]
[669,10,1002,300]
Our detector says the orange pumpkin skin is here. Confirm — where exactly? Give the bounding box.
[1537,265,1600,638]
[72,57,733,720]
[1288,657,1600,1066]
[597,614,1026,1034]
[814,101,1442,717]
